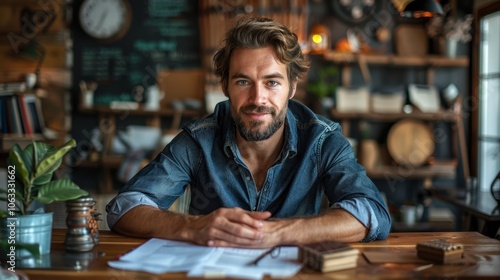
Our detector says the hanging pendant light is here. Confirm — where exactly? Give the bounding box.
[401,0,444,18]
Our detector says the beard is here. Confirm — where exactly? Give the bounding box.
[232,102,288,141]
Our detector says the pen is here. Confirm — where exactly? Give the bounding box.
[247,246,280,266]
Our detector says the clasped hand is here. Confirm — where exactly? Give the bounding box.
[180,207,279,248]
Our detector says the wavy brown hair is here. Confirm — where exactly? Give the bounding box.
[213,15,310,94]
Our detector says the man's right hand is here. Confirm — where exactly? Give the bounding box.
[177,207,271,247]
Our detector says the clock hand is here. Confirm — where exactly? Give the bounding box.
[98,10,108,29]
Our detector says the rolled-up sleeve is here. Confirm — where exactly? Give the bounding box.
[332,198,384,242]
[106,191,158,229]
[322,129,391,241]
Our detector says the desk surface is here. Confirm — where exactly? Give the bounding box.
[12,230,500,279]
[434,191,500,221]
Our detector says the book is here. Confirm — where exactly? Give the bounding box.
[298,241,360,272]
[24,95,41,133]
[23,94,58,139]
[8,96,23,135]
[17,94,33,135]
[0,95,8,133]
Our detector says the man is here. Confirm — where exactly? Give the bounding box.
[106,16,391,248]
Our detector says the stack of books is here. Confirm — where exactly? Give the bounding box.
[298,241,359,272]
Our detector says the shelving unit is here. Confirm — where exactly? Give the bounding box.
[78,105,204,193]
[319,51,469,86]
[315,51,470,185]
[0,0,72,155]
[330,105,465,181]
[322,52,469,67]
[0,84,69,151]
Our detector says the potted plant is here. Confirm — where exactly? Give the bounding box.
[426,7,473,57]
[0,139,88,258]
[306,65,339,111]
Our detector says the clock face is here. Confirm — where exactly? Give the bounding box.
[79,0,132,41]
[331,0,379,24]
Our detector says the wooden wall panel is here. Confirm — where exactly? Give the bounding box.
[0,0,68,34]
[0,0,71,151]
[0,44,68,69]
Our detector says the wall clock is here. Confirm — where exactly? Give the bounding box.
[331,0,380,25]
[78,0,132,42]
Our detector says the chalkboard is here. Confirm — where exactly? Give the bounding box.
[72,0,201,105]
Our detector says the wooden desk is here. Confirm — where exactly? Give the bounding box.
[434,190,500,238]
[13,230,500,279]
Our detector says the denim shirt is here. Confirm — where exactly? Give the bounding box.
[106,100,391,241]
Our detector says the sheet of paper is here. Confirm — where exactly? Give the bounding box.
[118,238,216,271]
[107,238,302,279]
[188,246,301,279]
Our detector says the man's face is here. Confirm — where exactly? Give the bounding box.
[227,47,296,141]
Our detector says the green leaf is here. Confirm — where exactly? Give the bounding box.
[33,141,59,174]
[0,187,24,203]
[0,240,40,258]
[35,139,76,178]
[35,178,88,204]
[20,142,36,175]
[32,141,56,164]
[0,176,27,201]
[9,144,30,187]
[0,197,23,212]
[33,172,54,185]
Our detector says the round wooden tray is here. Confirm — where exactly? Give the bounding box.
[387,119,435,167]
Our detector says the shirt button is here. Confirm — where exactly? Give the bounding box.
[246,176,251,181]
[253,207,256,211]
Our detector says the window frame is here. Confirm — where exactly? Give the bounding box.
[472,1,500,190]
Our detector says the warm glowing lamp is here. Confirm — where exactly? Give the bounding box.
[309,23,330,53]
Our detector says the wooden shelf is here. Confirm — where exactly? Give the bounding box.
[79,105,203,117]
[330,109,459,122]
[0,134,45,151]
[367,164,456,179]
[320,51,469,67]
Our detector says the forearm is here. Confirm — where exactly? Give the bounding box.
[111,205,197,240]
[268,208,368,245]
[112,205,272,247]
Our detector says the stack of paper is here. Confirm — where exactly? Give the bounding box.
[108,238,302,279]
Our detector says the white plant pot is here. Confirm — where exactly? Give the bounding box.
[1,212,53,258]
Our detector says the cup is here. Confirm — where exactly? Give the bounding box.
[400,205,417,226]
[466,176,478,202]
[443,83,459,107]
[83,90,94,108]
[144,84,164,111]
[26,73,37,89]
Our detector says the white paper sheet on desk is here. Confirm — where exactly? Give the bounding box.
[188,246,301,279]
[107,238,302,279]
